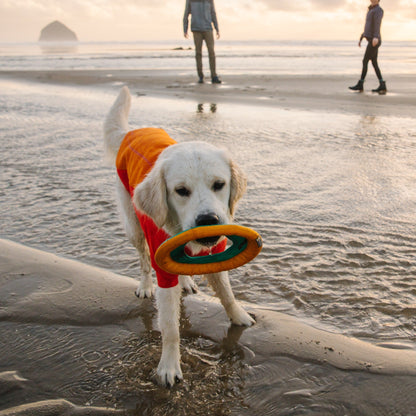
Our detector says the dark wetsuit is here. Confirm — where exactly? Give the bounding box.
[360,4,384,81]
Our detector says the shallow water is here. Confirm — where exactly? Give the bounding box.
[2,320,416,415]
[1,79,416,414]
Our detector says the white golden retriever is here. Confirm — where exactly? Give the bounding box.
[103,86,254,387]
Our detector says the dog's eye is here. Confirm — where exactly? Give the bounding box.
[213,181,225,192]
[175,186,191,197]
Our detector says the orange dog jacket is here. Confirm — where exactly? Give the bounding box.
[116,128,226,288]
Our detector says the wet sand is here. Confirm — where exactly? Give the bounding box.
[1,238,416,415]
[1,69,416,414]
[1,69,416,118]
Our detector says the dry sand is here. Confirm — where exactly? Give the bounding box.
[1,69,416,118]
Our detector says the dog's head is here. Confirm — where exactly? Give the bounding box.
[133,142,246,249]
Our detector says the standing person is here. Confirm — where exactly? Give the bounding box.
[183,0,222,84]
[349,0,387,94]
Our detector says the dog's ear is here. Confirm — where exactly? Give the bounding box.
[133,161,168,228]
[229,160,247,217]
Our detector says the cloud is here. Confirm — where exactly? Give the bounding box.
[0,0,415,42]
[2,0,175,21]
[257,0,409,12]
[258,0,347,11]
[254,0,416,26]
[0,0,185,41]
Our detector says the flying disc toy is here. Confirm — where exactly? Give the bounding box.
[154,224,263,275]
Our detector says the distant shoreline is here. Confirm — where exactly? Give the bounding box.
[2,39,416,44]
[1,69,415,118]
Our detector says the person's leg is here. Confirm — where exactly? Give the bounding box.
[371,43,387,93]
[370,41,383,80]
[360,42,372,81]
[367,40,386,93]
[193,31,204,80]
[203,31,217,79]
[349,41,370,91]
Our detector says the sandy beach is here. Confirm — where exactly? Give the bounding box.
[1,69,416,118]
[1,238,416,415]
[1,64,416,414]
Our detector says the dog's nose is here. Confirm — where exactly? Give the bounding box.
[195,213,220,227]
[195,213,221,246]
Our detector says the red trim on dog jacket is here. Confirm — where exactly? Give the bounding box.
[116,127,226,289]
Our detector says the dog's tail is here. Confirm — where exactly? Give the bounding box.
[103,86,131,164]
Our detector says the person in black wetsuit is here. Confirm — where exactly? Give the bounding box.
[349,0,387,94]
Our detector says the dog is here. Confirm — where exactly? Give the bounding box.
[103,86,255,387]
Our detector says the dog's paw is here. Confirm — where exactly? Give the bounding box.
[179,275,198,294]
[157,360,183,388]
[135,282,154,299]
[229,304,256,327]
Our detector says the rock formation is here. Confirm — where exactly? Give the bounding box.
[39,21,78,42]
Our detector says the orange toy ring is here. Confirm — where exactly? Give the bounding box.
[154,224,263,275]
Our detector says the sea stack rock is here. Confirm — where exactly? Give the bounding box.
[39,21,78,42]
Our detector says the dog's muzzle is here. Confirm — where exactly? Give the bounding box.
[195,213,222,246]
[196,235,221,246]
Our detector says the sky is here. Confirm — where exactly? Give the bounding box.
[0,0,415,43]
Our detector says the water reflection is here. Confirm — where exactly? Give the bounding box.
[38,41,78,54]
[197,103,217,113]
[1,82,416,415]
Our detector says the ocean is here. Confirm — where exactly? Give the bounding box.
[0,39,415,74]
[0,40,415,414]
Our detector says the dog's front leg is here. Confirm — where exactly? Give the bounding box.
[155,284,183,387]
[206,271,255,327]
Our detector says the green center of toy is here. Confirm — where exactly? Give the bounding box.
[170,235,248,264]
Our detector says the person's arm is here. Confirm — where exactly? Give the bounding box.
[372,8,383,46]
[358,33,364,47]
[211,0,219,34]
[183,0,191,38]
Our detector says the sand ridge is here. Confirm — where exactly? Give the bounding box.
[2,238,416,376]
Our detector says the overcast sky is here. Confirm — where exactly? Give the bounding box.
[1,0,415,42]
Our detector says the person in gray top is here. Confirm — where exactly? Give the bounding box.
[183,0,222,84]
[349,0,386,94]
